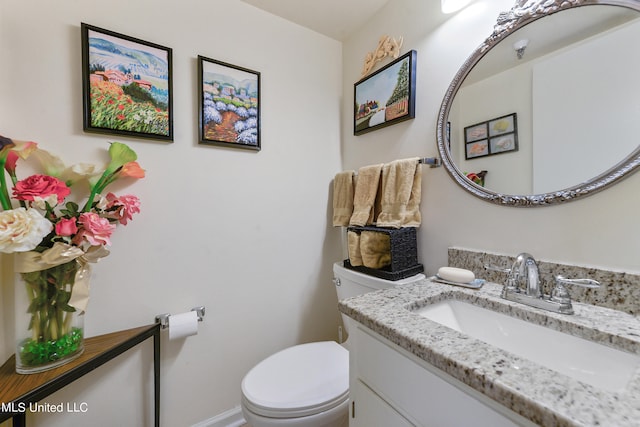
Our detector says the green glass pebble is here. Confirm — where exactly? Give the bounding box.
[19,328,84,367]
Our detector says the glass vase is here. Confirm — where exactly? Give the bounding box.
[15,257,85,374]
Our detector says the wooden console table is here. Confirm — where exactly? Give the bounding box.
[0,323,160,427]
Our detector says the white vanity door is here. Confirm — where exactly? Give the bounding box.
[351,326,534,427]
[351,380,414,427]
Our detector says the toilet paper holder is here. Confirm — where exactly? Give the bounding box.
[156,306,205,329]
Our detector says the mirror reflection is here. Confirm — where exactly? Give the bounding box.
[441,2,640,199]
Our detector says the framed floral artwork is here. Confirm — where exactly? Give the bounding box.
[81,23,173,141]
[198,55,261,151]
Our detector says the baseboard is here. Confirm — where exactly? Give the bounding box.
[191,405,246,427]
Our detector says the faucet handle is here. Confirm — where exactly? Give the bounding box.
[483,264,511,274]
[551,275,600,305]
[484,264,519,293]
[554,275,600,289]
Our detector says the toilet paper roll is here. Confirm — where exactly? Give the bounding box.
[168,311,199,340]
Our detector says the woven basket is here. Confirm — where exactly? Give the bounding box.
[345,225,423,281]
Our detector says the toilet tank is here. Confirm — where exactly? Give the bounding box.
[333,262,425,338]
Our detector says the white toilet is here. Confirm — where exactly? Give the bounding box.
[240,262,425,427]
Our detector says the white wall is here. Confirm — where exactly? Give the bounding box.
[342,0,640,276]
[452,64,533,194]
[0,0,342,425]
[3,0,640,425]
[533,19,640,193]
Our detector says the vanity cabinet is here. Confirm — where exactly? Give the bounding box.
[349,325,535,427]
[351,380,413,427]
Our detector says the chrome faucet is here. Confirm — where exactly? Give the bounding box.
[485,252,600,315]
[511,252,541,298]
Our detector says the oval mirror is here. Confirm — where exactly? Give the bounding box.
[437,0,640,206]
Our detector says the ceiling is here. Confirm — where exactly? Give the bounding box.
[238,0,391,41]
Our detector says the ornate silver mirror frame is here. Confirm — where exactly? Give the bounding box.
[436,0,640,207]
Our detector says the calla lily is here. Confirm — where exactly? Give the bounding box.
[6,141,38,178]
[0,174,11,209]
[1,138,38,210]
[5,152,25,208]
[0,136,15,210]
[89,161,146,198]
[32,148,67,178]
[33,148,103,188]
[83,142,141,211]
[118,161,146,179]
[5,151,19,175]
[5,141,40,209]
[0,135,14,153]
[11,140,38,160]
[105,142,137,175]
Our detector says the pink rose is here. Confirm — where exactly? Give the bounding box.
[55,217,78,237]
[13,174,70,204]
[106,193,141,225]
[74,212,115,246]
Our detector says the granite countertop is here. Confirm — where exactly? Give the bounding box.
[338,278,640,427]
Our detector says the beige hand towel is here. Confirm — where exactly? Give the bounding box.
[360,231,391,269]
[404,160,422,227]
[376,158,422,228]
[349,164,383,227]
[332,171,355,227]
[347,231,363,266]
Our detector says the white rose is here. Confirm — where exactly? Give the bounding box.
[0,208,53,253]
[31,195,59,210]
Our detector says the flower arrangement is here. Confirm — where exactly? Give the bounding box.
[0,135,144,371]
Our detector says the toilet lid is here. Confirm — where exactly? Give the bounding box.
[241,341,349,418]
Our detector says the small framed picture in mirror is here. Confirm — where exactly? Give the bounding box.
[464,113,518,159]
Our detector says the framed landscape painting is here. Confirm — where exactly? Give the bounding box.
[81,23,173,141]
[198,55,261,151]
[354,50,416,135]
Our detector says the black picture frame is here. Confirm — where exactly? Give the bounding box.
[81,23,173,141]
[354,50,417,136]
[464,113,518,160]
[198,55,261,151]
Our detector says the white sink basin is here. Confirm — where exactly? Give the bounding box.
[415,299,640,392]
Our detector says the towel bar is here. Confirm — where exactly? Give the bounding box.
[418,157,441,168]
[351,157,441,175]
[348,157,442,178]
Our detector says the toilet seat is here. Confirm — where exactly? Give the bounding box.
[241,341,349,419]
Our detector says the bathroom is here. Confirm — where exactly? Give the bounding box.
[0,0,638,425]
